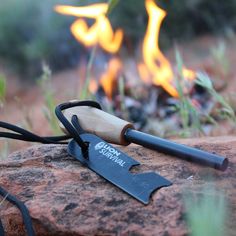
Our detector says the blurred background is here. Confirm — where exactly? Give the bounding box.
[0,0,236,154]
[1,0,236,76]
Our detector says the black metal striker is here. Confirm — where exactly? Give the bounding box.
[124,128,228,171]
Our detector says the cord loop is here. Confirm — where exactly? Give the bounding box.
[0,100,102,236]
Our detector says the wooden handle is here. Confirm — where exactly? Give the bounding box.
[60,106,134,145]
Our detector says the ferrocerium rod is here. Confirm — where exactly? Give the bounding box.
[124,128,228,171]
[62,104,229,171]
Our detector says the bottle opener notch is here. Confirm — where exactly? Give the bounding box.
[68,133,172,204]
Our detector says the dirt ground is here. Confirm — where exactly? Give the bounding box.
[0,35,236,154]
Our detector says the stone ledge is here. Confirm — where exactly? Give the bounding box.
[0,136,235,236]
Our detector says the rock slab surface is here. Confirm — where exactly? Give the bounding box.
[0,136,235,236]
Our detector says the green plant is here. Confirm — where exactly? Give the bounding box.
[175,50,203,137]
[38,63,61,135]
[0,191,8,206]
[0,141,9,161]
[118,75,126,115]
[0,74,6,105]
[80,46,98,100]
[184,187,227,236]
[196,72,236,124]
[210,41,230,77]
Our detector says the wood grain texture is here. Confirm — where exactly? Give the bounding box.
[61,106,134,145]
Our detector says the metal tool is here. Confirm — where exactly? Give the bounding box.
[124,129,228,170]
[67,133,172,204]
[56,100,172,204]
[61,101,228,171]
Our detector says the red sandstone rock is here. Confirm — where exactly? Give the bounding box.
[0,136,235,236]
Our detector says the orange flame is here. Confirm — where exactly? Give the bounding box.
[55,4,123,53]
[142,0,177,97]
[137,63,151,84]
[100,58,122,99]
[88,78,98,94]
[55,1,196,99]
[141,0,196,97]
[182,68,196,80]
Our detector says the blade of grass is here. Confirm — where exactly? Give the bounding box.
[210,41,230,77]
[38,63,61,135]
[184,187,228,236]
[0,192,9,206]
[107,0,120,16]
[80,45,97,100]
[196,72,236,124]
[175,49,203,137]
[0,74,6,105]
[0,141,9,161]
[118,75,126,114]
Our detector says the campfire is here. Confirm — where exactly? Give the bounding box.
[54,1,228,137]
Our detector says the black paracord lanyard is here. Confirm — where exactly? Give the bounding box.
[0,187,35,236]
[0,100,98,236]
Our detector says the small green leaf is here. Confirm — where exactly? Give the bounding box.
[195,72,213,90]
[196,72,236,123]
[0,74,6,102]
